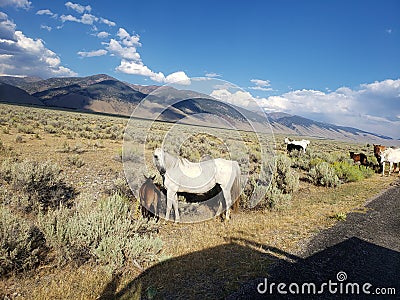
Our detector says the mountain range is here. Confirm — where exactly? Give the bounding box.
[0,74,394,143]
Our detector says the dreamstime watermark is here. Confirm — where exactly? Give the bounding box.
[257,271,396,296]
[122,77,276,223]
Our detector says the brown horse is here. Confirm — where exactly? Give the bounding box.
[373,144,386,163]
[139,175,161,219]
[349,151,368,167]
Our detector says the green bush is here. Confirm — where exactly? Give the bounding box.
[308,162,341,187]
[38,194,163,273]
[0,207,46,276]
[0,159,75,213]
[332,161,373,182]
[264,155,299,209]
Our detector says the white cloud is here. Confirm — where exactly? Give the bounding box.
[61,13,98,25]
[117,28,141,46]
[210,89,254,108]
[205,72,221,78]
[251,79,271,87]
[100,17,116,27]
[78,49,107,57]
[249,78,273,91]
[165,71,191,85]
[106,38,141,61]
[0,0,31,10]
[116,60,190,85]
[97,31,110,38]
[60,14,80,23]
[0,13,76,78]
[36,9,58,18]
[101,28,190,84]
[40,25,52,31]
[80,13,98,25]
[65,1,91,14]
[209,78,400,138]
[260,79,400,138]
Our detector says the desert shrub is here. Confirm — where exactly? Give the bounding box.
[0,159,75,213]
[67,155,85,168]
[38,194,163,273]
[263,155,299,209]
[15,135,23,143]
[17,124,35,134]
[43,125,58,134]
[290,149,326,171]
[332,161,359,182]
[332,161,375,183]
[0,207,46,276]
[289,150,310,170]
[308,162,341,187]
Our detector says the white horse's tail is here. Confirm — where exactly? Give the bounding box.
[230,164,241,213]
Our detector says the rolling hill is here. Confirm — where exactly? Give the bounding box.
[0,74,395,143]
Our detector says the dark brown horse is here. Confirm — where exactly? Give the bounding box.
[349,151,368,167]
[139,175,161,219]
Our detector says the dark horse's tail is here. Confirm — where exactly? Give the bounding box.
[230,163,241,213]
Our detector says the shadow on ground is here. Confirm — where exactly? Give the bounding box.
[97,237,399,300]
[99,183,400,299]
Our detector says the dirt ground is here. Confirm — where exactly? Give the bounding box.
[229,180,400,299]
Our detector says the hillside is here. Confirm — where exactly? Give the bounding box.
[0,82,44,106]
[0,74,395,143]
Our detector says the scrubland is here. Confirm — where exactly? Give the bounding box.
[0,103,397,299]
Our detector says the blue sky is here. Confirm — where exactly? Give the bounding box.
[0,0,399,138]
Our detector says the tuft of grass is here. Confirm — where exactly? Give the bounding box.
[0,207,46,276]
[0,159,75,213]
[67,155,85,168]
[262,154,299,210]
[330,212,347,221]
[38,194,163,274]
[333,161,374,183]
[308,162,341,187]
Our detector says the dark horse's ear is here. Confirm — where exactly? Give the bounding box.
[143,174,149,179]
[151,175,156,180]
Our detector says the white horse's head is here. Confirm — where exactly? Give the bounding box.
[153,148,166,175]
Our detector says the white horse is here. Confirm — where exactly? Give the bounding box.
[284,137,310,153]
[153,148,241,222]
[380,148,400,176]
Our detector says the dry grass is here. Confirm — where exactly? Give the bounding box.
[0,103,398,299]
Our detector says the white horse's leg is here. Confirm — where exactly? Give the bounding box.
[221,187,232,220]
[166,189,174,221]
[172,192,180,222]
[389,162,393,176]
[382,162,385,176]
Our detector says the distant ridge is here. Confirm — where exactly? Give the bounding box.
[0,74,394,143]
[0,82,44,106]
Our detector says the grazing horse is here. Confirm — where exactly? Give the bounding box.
[284,137,310,153]
[380,148,400,176]
[153,148,241,222]
[139,175,161,219]
[373,144,398,172]
[349,151,368,167]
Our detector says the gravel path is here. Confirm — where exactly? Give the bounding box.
[229,180,400,299]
